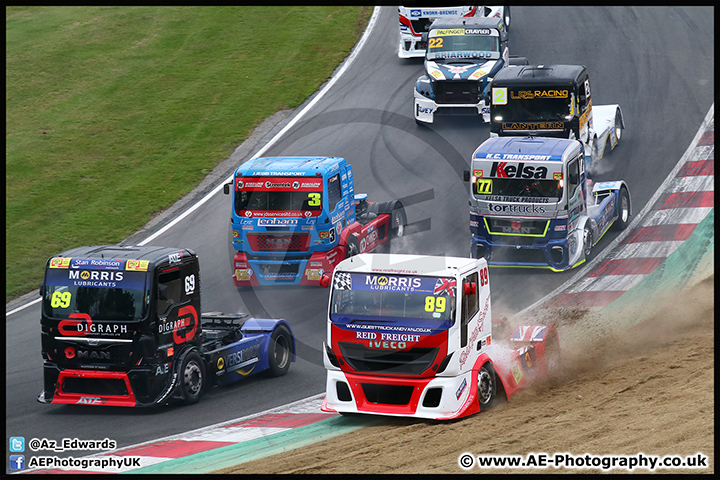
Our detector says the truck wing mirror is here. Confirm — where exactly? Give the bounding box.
[421,32,429,43]
[464,282,476,295]
[319,272,332,289]
[463,170,471,182]
[223,183,231,195]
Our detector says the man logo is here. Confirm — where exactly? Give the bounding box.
[80,271,90,280]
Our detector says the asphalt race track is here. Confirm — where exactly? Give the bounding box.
[5,6,713,471]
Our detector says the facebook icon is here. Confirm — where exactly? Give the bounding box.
[9,454,25,471]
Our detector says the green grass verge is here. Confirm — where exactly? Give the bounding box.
[6,6,371,302]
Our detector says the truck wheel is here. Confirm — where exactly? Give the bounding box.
[614,110,623,144]
[582,225,593,261]
[268,325,292,377]
[346,235,360,258]
[390,203,407,239]
[544,333,561,379]
[606,110,623,155]
[180,351,205,405]
[612,187,631,231]
[477,363,497,409]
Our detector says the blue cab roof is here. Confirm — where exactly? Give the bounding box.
[235,156,346,176]
[472,137,579,162]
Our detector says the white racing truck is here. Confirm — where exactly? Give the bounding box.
[398,5,510,59]
[413,15,526,125]
[464,136,632,271]
[318,253,560,420]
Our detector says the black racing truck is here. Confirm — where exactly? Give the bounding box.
[38,245,295,407]
[488,64,624,169]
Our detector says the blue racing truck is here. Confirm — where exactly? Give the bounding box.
[463,136,632,271]
[223,156,407,286]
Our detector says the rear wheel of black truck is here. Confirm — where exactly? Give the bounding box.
[268,325,292,377]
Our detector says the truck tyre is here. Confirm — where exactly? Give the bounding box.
[346,235,360,258]
[390,203,407,239]
[582,225,593,261]
[180,351,205,405]
[544,333,561,379]
[612,187,631,231]
[605,110,623,156]
[268,325,292,377]
[477,363,497,409]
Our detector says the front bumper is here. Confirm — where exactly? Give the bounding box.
[37,365,172,407]
[471,234,578,272]
[398,36,426,59]
[414,94,489,124]
[232,247,344,286]
[321,369,479,420]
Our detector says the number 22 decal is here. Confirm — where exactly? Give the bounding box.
[428,37,444,49]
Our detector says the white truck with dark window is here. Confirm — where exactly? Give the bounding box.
[398,5,510,58]
[413,16,526,125]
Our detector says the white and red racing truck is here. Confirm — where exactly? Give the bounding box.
[319,253,559,420]
[397,5,510,58]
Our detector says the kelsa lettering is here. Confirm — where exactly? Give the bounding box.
[490,162,548,179]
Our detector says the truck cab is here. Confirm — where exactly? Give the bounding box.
[398,6,510,59]
[464,136,631,271]
[489,64,624,169]
[413,16,513,124]
[38,245,294,407]
[319,253,560,420]
[225,156,406,286]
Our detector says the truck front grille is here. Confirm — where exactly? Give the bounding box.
[487,218,549,236]
[62,377,128,396]
[247,233,310,252]
[361,383,414,405]
[436,80,480,104]
[489,246,549,265]
[410,18,433,34]
[338,342,439,375]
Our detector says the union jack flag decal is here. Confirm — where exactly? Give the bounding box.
[433,278,456,296]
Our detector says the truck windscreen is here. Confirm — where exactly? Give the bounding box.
[427,33,499,60]
[43,285,147,322]
[330,272,457,322]
[43,262,148,321]
[234,176,324,217]
[493,92,570,121]
[473,177,563,201]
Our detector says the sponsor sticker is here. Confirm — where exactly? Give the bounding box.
[125,260,149,272]
[49,258,71,269]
